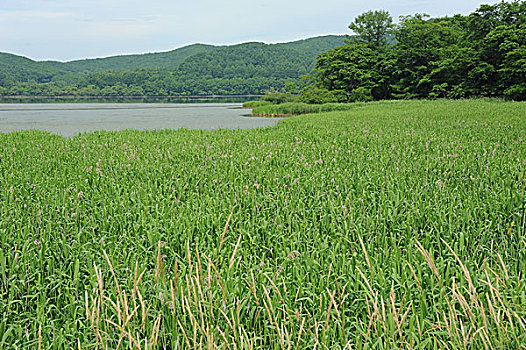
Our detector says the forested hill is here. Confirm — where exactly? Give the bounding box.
[64,44,216,73]
[0,53,65,84]
[0,35,346,96]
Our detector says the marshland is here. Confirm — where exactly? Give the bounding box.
[1,99,525,348]
[1,0,526,348]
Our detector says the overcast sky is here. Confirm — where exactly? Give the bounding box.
[1,0,502,62]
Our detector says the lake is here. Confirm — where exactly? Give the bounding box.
[0,103,279,137]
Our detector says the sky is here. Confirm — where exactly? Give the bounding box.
[1,0,503,62]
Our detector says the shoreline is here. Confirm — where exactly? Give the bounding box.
[252,113,296,118]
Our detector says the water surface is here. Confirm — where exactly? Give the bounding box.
[0,103,278,137]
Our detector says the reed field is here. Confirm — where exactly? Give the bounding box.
[242,101,273,109]
[250,102,357,117]
[1,99,525,349]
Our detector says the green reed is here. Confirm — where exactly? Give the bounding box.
[252,102,360,116]
[0,99,525,349]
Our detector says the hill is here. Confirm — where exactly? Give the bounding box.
[0,35,346,96]
[63,43,216,73]
[0,53,65,85]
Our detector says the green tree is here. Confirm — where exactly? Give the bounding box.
[298,85,338,104]
[393,15,462,98]
[348,10,395,50]
[284,82,298,94]
[261,92,298,104]
[315,43,394,100]
[483,23,526,100]
[462,1,526,97]
[0,71,14,88]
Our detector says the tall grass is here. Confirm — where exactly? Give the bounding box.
[242,101,273,108]
[251,102,359,116]
[1,99,525,348]
[88,235,526,349]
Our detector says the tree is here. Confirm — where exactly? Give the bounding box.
[315,43,394,100]
[465,1,526,43]
[0,71,14,88]
[348,10,395,50]
[393,15,461,98]
[482,23,526,100]
[298,85,338,104]
[284,82,298,94]
[462,1,526,98]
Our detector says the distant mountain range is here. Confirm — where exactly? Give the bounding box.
[0,35,346,96]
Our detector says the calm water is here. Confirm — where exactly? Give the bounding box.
[0,103,279,137]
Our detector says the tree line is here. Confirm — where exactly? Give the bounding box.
[310,1,525,102]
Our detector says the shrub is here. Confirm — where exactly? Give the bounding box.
[298,85,338,104]
[260,92,298,104]
[448,84,467,99]
[504,84,526,101]
[349,87,374,102]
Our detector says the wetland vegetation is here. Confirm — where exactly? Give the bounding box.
[1,99,525,348]
[1,1,525,348]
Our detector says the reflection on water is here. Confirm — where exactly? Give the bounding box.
[0,103,279,137]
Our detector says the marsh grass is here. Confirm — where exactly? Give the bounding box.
[242,101,273,109]
[0,99,525,348]
[251,102,360,116]
[87,234,526,349]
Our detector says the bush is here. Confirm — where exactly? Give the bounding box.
[298,86,338,104]
[349,87,374,102]
[260,92,298,104]
[429,83,449,99]
[448,84,466,99]
[503,84,526,101]
[331,90,352,103]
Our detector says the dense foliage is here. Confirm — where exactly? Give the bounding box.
[1,100,525,348]
[0,36,345,97]
[314,1,526,101]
